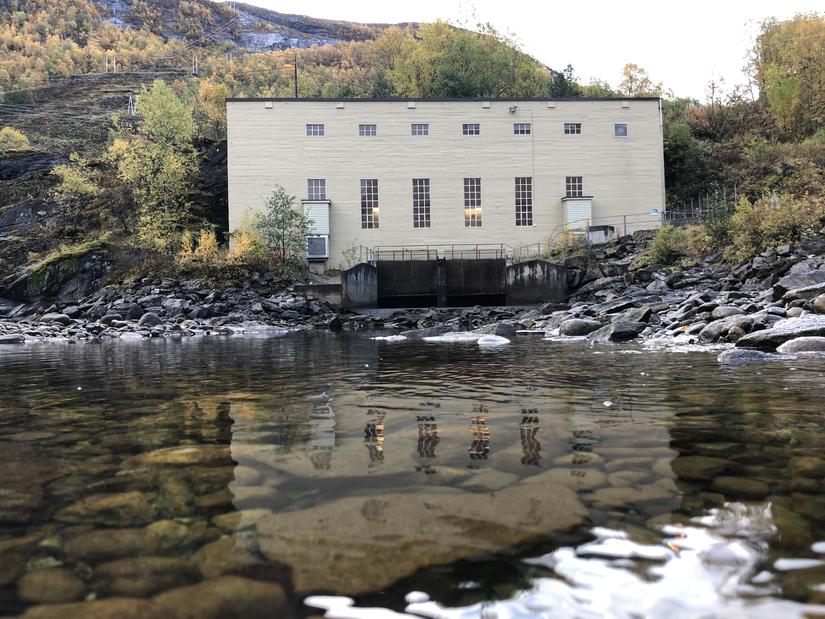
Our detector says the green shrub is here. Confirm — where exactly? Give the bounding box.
[727,195,825,261]
[648,225,688,266]
[0,126,30,155]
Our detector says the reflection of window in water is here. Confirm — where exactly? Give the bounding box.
[308,394,335,471]
[415,415,439,475]
[364,408,386,468]
[468,404,491,466]
[520,408,542,467]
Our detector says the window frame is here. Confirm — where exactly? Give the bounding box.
[307,178,326,201]
[462,123,480,136]
[411,123,429,136]
[360,178,379,229]
[564,122,582,135]
[306,123,324,136]
[515,176,533,226]
[565,176,583,198]
[513,123,532,135]
[614,122,629,137]
[463,177,482,227]
[412,178,431,229]
[358,123,377,136]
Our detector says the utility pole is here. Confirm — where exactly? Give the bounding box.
[192,55,199,75]
[293,49,298,99]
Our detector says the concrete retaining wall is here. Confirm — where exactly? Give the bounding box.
[341,263,378,309]
[506,260,568,304]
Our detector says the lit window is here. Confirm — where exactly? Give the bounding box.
[412,178,431,228]
[411,123,429,136]
[513,123,532,135]
[360,179,379,229]
[614,123,628,137]
[359,124,377,136]
[462,123,480,136]
[307,179,326,201]
[306,123,324,136]
[564,122,581,135]
[565,176,583,198]
[463,177,482,227]
[515,177,533,226]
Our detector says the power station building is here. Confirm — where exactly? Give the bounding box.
[226,97,665,277]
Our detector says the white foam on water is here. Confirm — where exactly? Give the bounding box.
[476,335,510,347]
[306,503,825,619]
[371,335,409,342]
[422,332,485,343]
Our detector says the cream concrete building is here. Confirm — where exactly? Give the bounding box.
[226,97,665,270]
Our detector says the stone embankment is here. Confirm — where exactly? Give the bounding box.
[3,230,825,359]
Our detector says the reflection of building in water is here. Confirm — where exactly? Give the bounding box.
[415,415,440,475]
[363,408,386,469]
[468,404,491,467]
[520,408,542,467]
[307,393,336,470]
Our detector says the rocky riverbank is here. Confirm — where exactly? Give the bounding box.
[3,230,825,361]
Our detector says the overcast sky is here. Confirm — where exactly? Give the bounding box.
[228,0,822,99]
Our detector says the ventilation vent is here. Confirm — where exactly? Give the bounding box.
[307,235,329,260]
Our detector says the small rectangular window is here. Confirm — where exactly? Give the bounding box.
[564,122,582,135]
[412,178,431,228]
[513,123,532,135]
[462,123,480,136]
[359,124,377,136]
[360,179,379,229]
[463,177,482,227]
[411,123,429,136]
[307,179,326,201]
[306,123,324,136]
[614,123,628,137]
[515,177,533,226]
[565,176,583,198]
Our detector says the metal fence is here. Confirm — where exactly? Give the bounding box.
[372,244,510,261]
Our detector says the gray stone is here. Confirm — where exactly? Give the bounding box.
[787,307,805,318]
[559,318,603,336]
[736,316,825,350]
[670,456,731,481]
[698,315,753,343]
[0,334,25,344]
[613,306,652,323]
[774,270,825,300]
[99,313,123,326]
[492,322,517,337]
[138,312,163,327]
[814,293,825,314]
[777,337,825,354]
[710,305,743,320]
[588,321,647,343]
[40,313,72,326]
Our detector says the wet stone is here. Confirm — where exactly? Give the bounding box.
[152,575,291,619]
[128,445,233,467]
[17,567,86,603]
[711,476,771,499]
[671,456,731,481]
[788,456,825,479]
[63,527,149,562]
[55,491,157,526]
[95,556,199,597]
[212,509,273,533]
[15,597,170,619]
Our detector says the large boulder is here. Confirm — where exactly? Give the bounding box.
[774,270,825,301]
[559,318,603,336]
[710,305,743,320]
[698,315,753,343]
[255,481,586,594]
[40,313,72,326]
[736,316,825,351]
[777,336,825,355]
[138,312,163,328]
[587,321,647,343]
[717,349,788,366]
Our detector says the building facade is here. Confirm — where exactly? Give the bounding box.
[226,98,665,270]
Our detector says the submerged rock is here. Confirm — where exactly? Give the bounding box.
[152,575,291,619]
[128,444,233,467]
[255,482,586,594]
[55,491,157,526]
[399,325,453,339]
[15,597,170,619]
[17,568,86,603]
[588,321,647,343]
[717,349,788,366]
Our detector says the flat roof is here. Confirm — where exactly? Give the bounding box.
[226,96,661,103]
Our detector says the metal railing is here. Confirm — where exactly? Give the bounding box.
[372,243,510,261]
[341,245,376,268]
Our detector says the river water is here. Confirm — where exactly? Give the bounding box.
[2,332,825,618]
